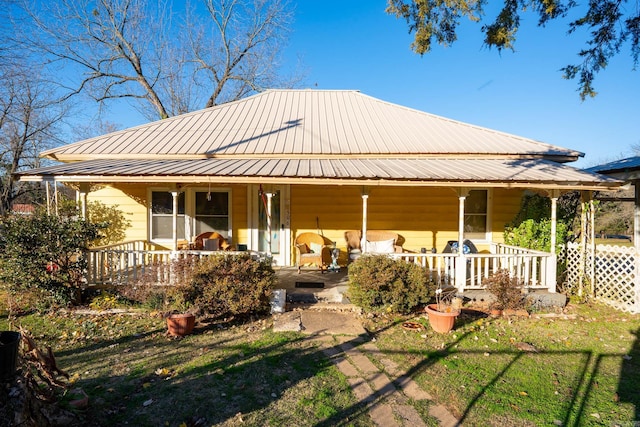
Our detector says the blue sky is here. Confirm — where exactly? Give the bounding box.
[277,1,640,168]
[104,1,639,169]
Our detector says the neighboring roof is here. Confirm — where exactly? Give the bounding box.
[42,89,583,162]
[17,157,620,190]
[585,156,640,181]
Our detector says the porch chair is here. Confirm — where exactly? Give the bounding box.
[294,232,332,273]
[344,229,404,263]
[192,231,231,251]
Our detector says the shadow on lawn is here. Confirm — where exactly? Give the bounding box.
[618,327,640,423]
[56,317,375,426]
[54,313,640,426]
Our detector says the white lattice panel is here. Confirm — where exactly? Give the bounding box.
[563,242,639,314]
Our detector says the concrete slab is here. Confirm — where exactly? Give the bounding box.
[299,310,367,336]
[272,311,302,332]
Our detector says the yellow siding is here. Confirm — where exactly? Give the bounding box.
[87,184,147,242]
[290,185,525,255]
[87,184,250,247]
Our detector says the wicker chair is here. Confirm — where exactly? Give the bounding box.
[294,232,332,273]
[192,231,231,251]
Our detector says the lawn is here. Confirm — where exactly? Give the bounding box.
[1,301,639,426]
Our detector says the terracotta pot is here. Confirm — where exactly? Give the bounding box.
[166,313,195,337]
[490,308,503,318]
[424,304,460,333]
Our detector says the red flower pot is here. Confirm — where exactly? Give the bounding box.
[166,314,195,337]
[424,304,460,333]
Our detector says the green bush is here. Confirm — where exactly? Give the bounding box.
[0,210,104,307]
[177,254,276,318]
[347,255,432,314]
[504,218,568,253]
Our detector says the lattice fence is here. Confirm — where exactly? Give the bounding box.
[563,242,640,314]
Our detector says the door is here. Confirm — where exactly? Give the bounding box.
[252,185,290,266]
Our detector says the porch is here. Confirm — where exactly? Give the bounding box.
[85,241,557,293]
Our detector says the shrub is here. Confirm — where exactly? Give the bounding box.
[347,255,432,314]
[0,210,104,308]
[504,218,568,253]
[177,254,276,318]
[483,269,525,310]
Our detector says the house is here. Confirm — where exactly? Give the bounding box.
[17,89,622,291]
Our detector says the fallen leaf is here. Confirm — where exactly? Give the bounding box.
[519,391,528,396]
[143,399,153,407]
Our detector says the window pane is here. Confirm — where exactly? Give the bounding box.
[152,215,185,239]
[195,217,229,235]
[464,215,486,233]
[152,192,184,214]
[465,190,487,214]
[195,192,228,215]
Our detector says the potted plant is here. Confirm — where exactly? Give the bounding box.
[164,284,196,337]
[483,269,525,316]
[424,284,462,333]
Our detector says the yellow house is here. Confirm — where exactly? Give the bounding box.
[18,90,621,291]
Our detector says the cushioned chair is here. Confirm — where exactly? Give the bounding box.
[345,230,404,263]
[294,232,332,273]
[192,231,231,251]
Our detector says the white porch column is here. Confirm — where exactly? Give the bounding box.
[78,183,89,220]
[265,192,274,257]
[171,191,179,251]
[547,190,559,292]
[45,182,51,215]
[361,191,369,253]
[550,192,558,255]
[456,190,468,292]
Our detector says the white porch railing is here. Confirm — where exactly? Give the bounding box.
[86,241,556,292]
[391,243,556,292]
[86,240,266,286]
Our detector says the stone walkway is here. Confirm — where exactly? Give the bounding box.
[273,311,460,426]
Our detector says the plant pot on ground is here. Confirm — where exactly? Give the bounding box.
[166,313,196,337]
[425,285,462,333]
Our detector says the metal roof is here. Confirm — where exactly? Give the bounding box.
[18,157,620,189]
[42,90,583,162]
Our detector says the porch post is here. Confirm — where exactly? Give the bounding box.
[548,190,559,292]
[171,191,179,251]
[456,190,468,292]
[635,182,640,313]
[265,192,274,257]
[362,190,369,253]
[78,183,89,220]
[45,182,51,215]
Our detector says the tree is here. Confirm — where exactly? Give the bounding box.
[387,0,640,100]
[0,62,67,215]
[15,0,295,120]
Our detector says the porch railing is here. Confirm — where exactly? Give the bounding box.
[86,241,556,292]
[391,243,556,292]
[86,241,266,286]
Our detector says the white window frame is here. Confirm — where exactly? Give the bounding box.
[464,189,492,243]
[148,187,233,245]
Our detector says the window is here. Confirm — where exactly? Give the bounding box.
[151,191,185,240]
[464,190,488,239]
[194,191,229,235]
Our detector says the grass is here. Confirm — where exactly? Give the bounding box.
[2,298,639,426]
[368,302,640,426]
[0,308,373,427]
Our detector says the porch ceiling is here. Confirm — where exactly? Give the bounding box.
[17,157,623,190]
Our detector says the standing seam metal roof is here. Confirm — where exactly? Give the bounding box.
[42,90,583,160]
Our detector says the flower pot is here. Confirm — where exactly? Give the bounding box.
[424,304,460,333]
[166,314,195,337]
[0,331,21,381]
